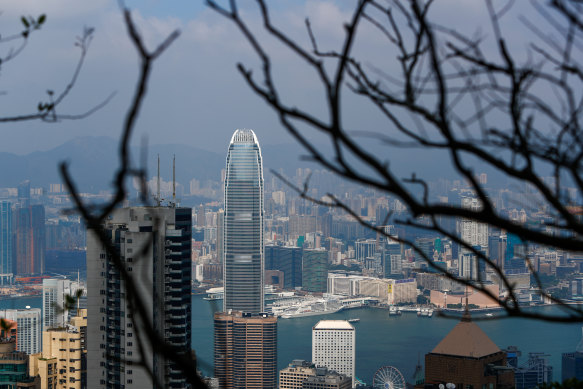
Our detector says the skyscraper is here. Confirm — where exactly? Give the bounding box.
[214,311,277,389]
[13,204,45,276]
[42,278,83,331]
[215,129,277,389]
[265,245,303,289]
[87,206,192,389]
[302,249,328,293]
[0,308,42,354]
[459,197,489,280]
[312,320,355,388]
[0,201,12,283]
[223,129,265,313]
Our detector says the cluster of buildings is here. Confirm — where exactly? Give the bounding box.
[0,126,583,389]
[0,277,86,388]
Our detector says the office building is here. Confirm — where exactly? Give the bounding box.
[0,340,38,388]
[278,360,351,389]
[216,130,277,389]
[214,311,277,389]
[302,249,328,293]
[223,129,265,313]
[0,309,41,355]
[29,309,88,389]
[302,368,351,389]
[0,201,12,285]
[562,327,583,381]
[514,353,553,389]
[312,320,355,388]
[265,246,303,289]
[87,206,192,389]
[13,204,45,276]
[279,360,316,389]
[42,278,83,331]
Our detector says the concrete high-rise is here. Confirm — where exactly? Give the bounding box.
[223,129,265,313]
[13,204,45,276]
[214,311,277,389]
[312,320,355,388]
[87,206,192,389]
[0,201,13,284]
[30,309,88,389]
[0,308,41,354]
[459,197,489,280]
[42,278,83,331]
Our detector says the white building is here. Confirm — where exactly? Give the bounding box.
[312,320,355,388]
[0,308,41,354]
[459,197,489,280]
[354,239,376,262]
[42,278,84,331]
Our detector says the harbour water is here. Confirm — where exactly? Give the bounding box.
[3,294,582,385]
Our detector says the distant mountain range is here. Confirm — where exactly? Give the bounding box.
[0,136,502,193]
[0,136,324,193]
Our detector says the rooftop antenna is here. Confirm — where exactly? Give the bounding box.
[77,269,81,313]
[156,154,161,206]
[172,154,176,205]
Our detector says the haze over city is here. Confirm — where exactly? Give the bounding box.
[0,1,582,389]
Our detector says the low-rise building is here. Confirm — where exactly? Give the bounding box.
[302,368,351,389]
[279,360,316,389]
[29,309,87,389]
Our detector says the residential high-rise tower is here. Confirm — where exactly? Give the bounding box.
[87,206,192,389]
[0,308,42,354]
[223,129,265,313]
[42,278,83,331]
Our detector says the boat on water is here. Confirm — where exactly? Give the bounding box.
[418,308,433,317]
[388,306,402,316]
[348,318,360,323]
[272,297,344,319]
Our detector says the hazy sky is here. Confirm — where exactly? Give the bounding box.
[0,1,544,156]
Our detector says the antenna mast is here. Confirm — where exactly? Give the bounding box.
[157,154,161,206]
[172,154,176,206]
[172,154,176,204]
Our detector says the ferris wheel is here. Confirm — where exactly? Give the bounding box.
[372,366,406,389]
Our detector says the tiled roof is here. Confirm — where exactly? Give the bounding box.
[431,318,500,358]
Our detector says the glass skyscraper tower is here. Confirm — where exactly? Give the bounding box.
[223,129,264,313]
[0,201,12,277]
